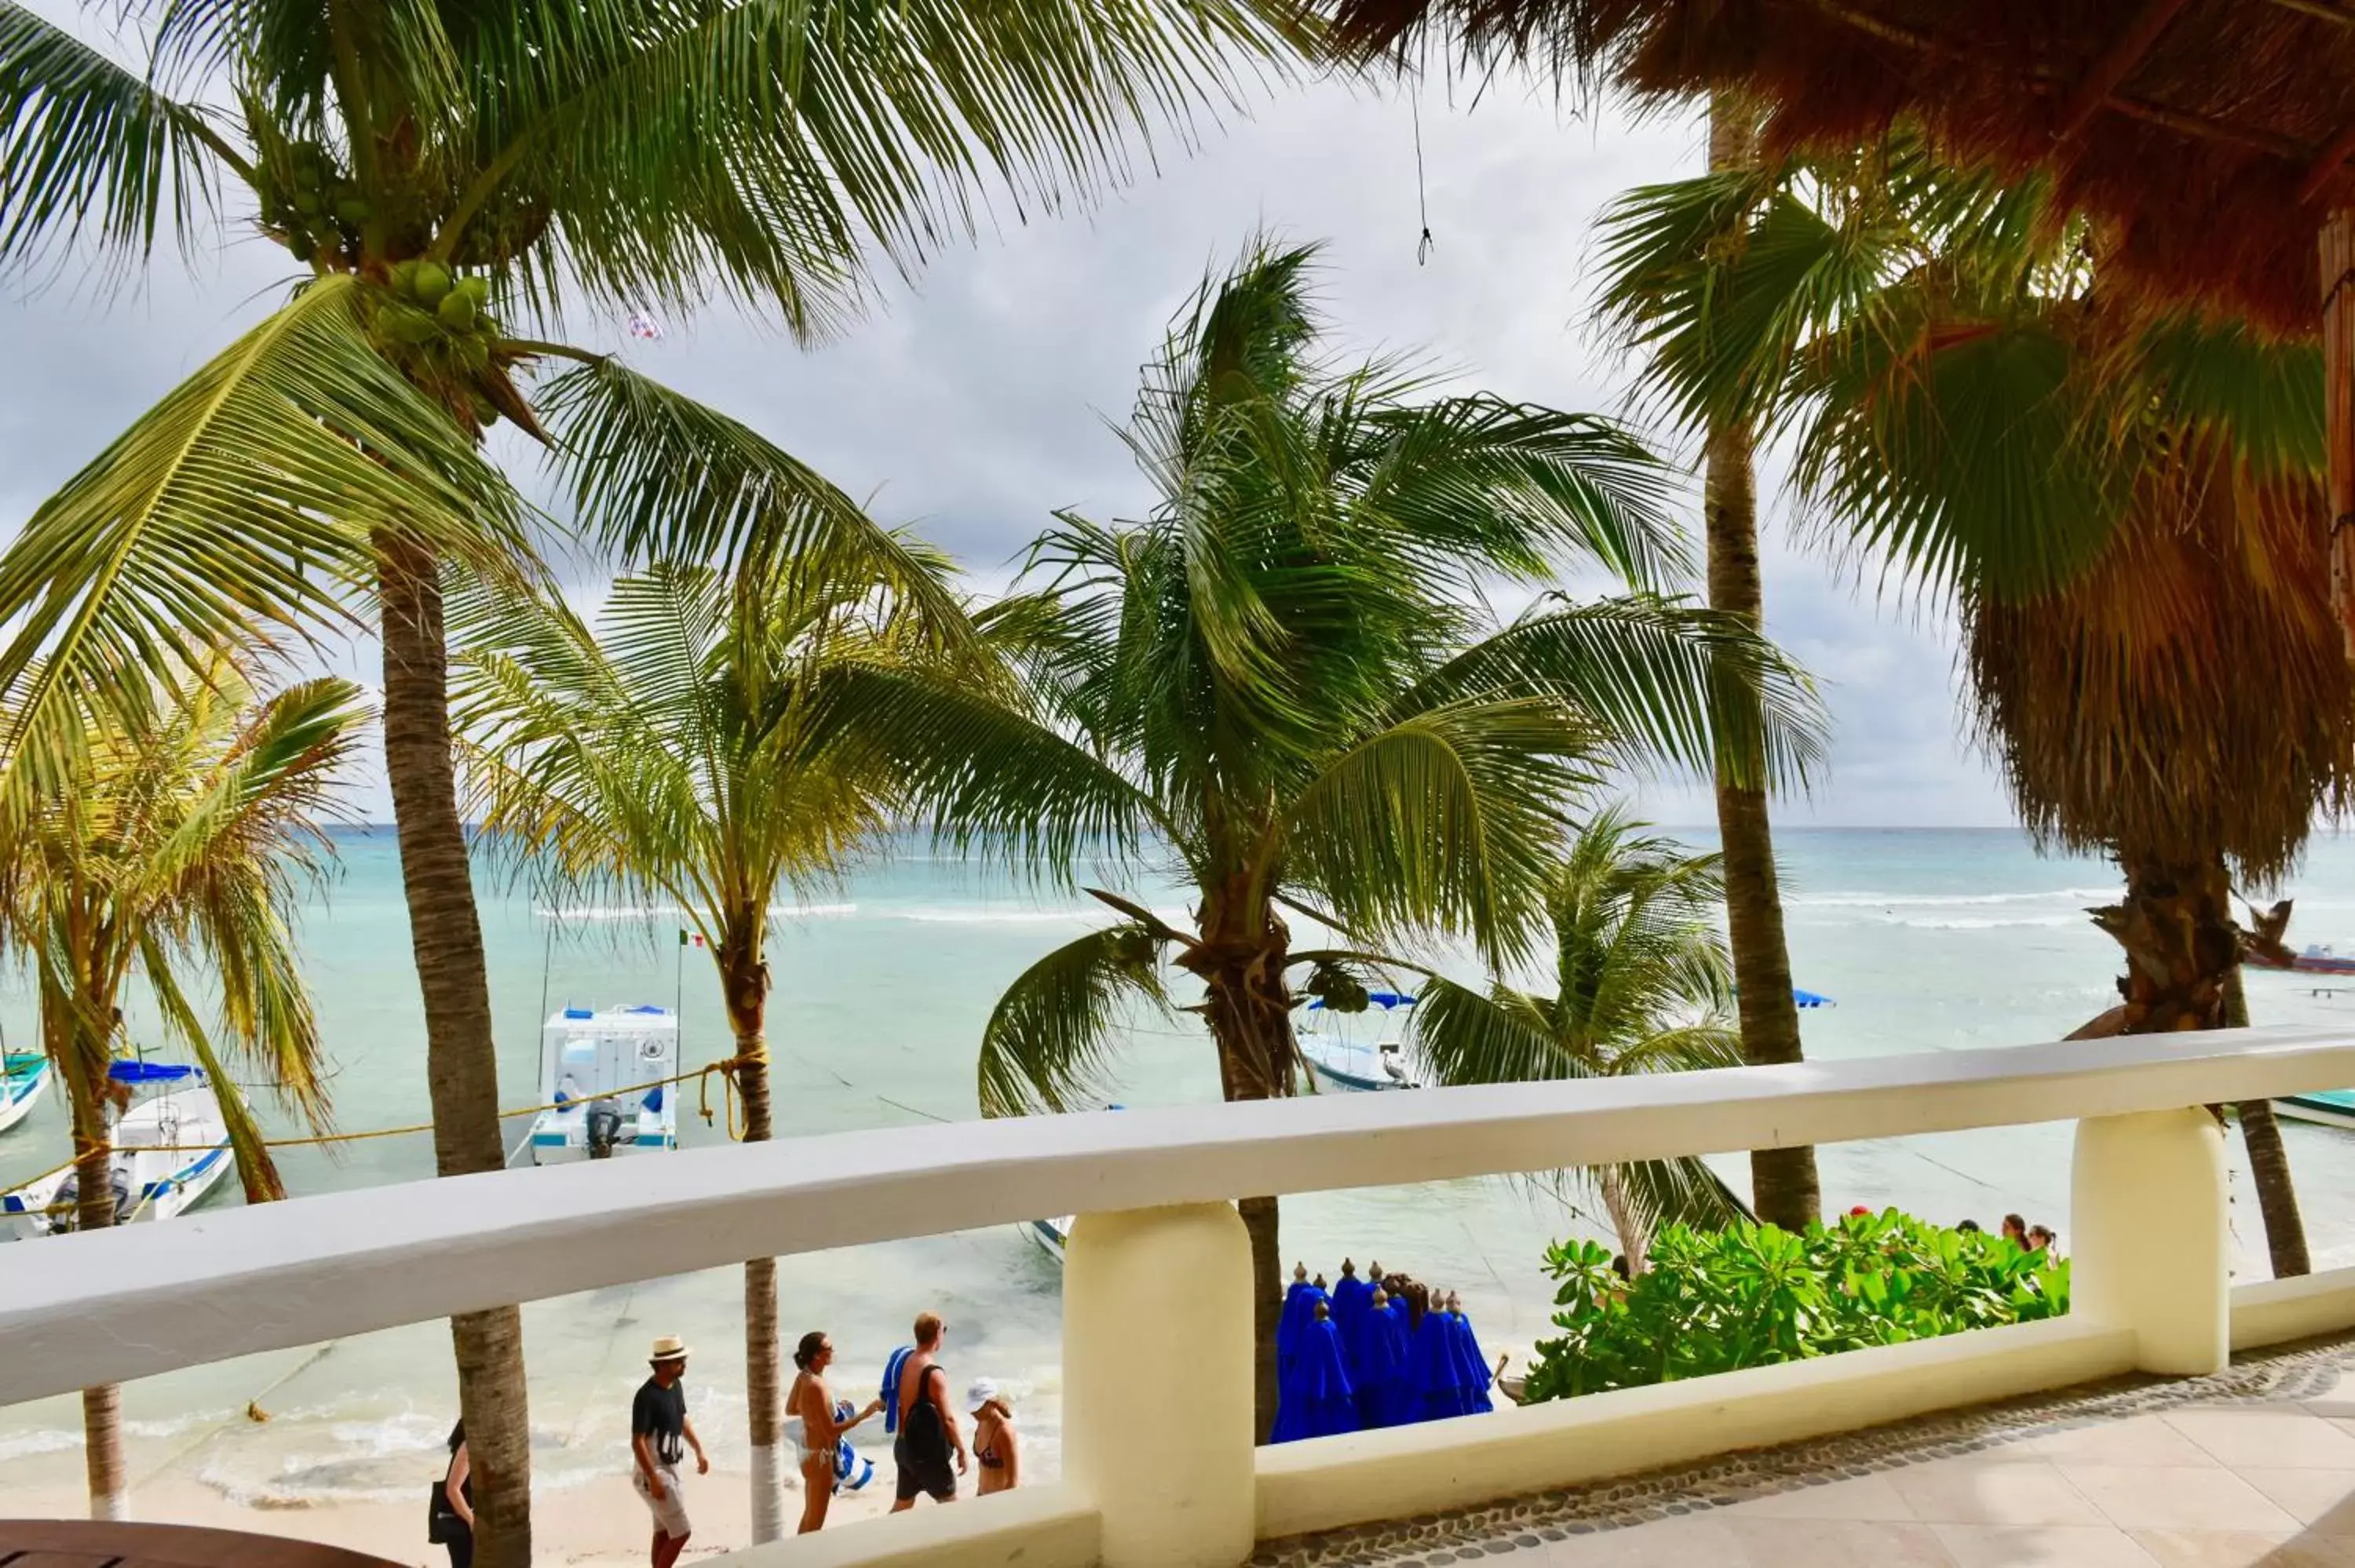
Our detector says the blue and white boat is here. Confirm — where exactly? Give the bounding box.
[527,1005,681,1164]
[1,1060,234,1240]
[0,1052,49,1136]
[2275,1090,2355,1129]
[1298,992,1422,1092]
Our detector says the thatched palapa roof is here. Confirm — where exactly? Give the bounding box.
[1326,0,2355,335]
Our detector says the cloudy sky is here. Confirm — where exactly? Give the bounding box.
[0,33,2010,828]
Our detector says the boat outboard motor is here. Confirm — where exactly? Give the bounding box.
[586,1101,625,1159]
[50,1165,132,1232]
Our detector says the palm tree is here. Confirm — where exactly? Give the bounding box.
[1410,807,1751,1268]
[1591,134,2348,1278]
[0,2,1293,1555]
[0,665,362,1520]
[866,242,1821,1434]
[1698,93,1820,1232]
[452,533,977,1541]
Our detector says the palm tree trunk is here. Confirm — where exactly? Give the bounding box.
[1179,892,1294,1441]
[2322,208,2355,662]
[2087,850,2309,1279]
[377,534,531,1568]
[721,927,784,1543]
[66,1059,125,1520]
[1705,93,1820,1235]
[2225,967,2312,1278]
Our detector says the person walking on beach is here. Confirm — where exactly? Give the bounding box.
[630,1335,709,1568]
[968,1379,1021,1496]
[890,1312,966,1509]
[430,1421,473,1568]
[786,1329,884,1535]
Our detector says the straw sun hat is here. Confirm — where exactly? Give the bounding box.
[648,1335,691,1364]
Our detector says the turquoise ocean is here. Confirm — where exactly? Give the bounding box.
[6,825,2355,1515]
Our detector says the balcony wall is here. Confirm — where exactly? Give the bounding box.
[6,1026,2355,1566]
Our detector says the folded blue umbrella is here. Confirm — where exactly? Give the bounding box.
[1409,1306,1473,1420]
[1448,1307,1495,1416]
[1347,1298,1415,1428]
[1276,1278,1327,1373]
[1270,1313,1360,1443]
[1328,1267,1375,1358]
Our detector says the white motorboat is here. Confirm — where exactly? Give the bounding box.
[0,1052,49,1136]
[1024,1215,1072,1265]
[525,1005,681,1165]
[1,1061,234,1240]
[1298,991,1422,1091]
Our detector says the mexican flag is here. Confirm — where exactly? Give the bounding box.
[679,929,707,949]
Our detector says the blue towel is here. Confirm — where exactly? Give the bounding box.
[879,1344,913,1435]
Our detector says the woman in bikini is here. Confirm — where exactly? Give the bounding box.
[967,1379,1021,1496]
[785,1330,882,1535]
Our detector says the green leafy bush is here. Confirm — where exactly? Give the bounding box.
[1521,1208,2069,1402]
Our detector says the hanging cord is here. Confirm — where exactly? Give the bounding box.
[1411,82,1434,266]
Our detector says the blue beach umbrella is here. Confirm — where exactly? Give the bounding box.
[1270,1307,1359,1443]
[1444,1299,1494,1417]
[1329,1262,1375,1351]
[1347,1294,1415,1428]
[1410,1304,1473,1420]
[1276,1269,1327,1372]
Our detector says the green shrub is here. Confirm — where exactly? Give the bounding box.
[1521,1208,2069,1402]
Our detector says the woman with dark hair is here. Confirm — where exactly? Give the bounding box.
[436,1421,474,1567]
[785,1330,882,1535]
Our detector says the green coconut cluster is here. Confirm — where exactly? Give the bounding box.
[257,140,369,263]
[373,261,503,424]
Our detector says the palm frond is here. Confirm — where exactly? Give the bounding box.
[0,2,239,276]
[0,276,525,807]
[1408,976,1572,1084]
[1398,596,1827,794]
[1280,698,1590,968]
[978,921,1173,1116]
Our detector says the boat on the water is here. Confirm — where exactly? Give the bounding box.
[0,1060,234,1240]
[2275,1090,2355,1129]
[2251,943,2355,977]
[0,1052,49,1136]
[1299,991,1422,1092]
[526,1004,681,1164]
[1024,1215,1072,1265]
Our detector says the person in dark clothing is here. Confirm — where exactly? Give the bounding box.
[890,1311,966,1509]
[630,1335,708,1568]
[436,1421,473,1568]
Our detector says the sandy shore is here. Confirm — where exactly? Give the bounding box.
[3,1466,916,1566]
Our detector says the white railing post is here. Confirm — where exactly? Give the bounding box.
[2071,1107,2229,1375]
[1064,1202,1256,1568]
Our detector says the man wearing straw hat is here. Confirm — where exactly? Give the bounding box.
[630,1335,709,1568]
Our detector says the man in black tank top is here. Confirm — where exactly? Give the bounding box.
[890,1311,966,1508]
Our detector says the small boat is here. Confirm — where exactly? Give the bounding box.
[2251,943,2355,977]
[526,1005,681,1165]
[1299,992,1422,1092]
[1024,1215,1072,1265]
[1,1061,234,1240]
[2274,1090,2355,1129]
[0,1052,49,1135]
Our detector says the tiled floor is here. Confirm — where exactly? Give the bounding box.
[1266,1340,2355,1566]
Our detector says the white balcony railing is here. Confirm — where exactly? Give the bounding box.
[8,1026,2355,1567]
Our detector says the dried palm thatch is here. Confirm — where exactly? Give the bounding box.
[1973,428,2353,892]
[1324,0,2355,336]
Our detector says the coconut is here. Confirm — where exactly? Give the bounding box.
[455,275,491,305]
[389,259,420,297]
[381,304,441,346]
[334,197,369,225]
[436,291,477,331]
[412,261,452,305]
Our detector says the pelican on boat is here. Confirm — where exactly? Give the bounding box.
[526,1005,681,1164]
[0,1052,49,1136]
[0,1060,234,1240]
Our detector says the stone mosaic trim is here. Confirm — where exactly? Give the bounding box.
[1251,1332,2355,1567]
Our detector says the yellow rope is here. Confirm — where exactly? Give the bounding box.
[2,1050,771,1205]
